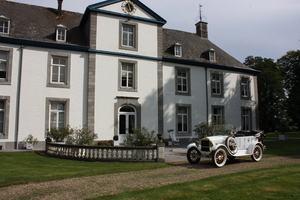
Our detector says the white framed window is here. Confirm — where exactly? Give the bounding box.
[45,98,69,130]
[177,104,191,134]
[119,60,137,92]
[0,100,5,136]
[120,22,138,51]
[212,106,224,124]
[0,15,10,35]
[242,108,251,131]
[176,67,190,95]
[0,47,12,85]
[241,77,251,99]
[50,102,65,128]
[51,56,67,84]
[209,48,216,62]
[0,96,10,139]
[174,43,182,57]
[211,71,223,97]
[47,52,70,88]
[56,24,67,42]
[0,51,8,79]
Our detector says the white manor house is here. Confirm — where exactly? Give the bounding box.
[0,0,259,150]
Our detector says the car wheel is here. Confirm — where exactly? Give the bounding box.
[212,147,227,167]
[187,147,201,164]
[251,145,262,162]
[226,136,237,154]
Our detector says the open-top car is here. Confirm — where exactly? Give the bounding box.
[187,126,266,167]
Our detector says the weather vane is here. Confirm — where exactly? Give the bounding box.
[199,4,203,21]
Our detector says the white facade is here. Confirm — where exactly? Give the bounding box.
[0,0,259,150]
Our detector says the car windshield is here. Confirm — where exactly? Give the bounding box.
[213,125,234,136]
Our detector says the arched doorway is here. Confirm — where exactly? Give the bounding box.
[118,105,136,144]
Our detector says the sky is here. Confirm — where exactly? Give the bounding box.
[7,0,300,63]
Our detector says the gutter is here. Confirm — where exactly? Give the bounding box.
[14,44,25,149]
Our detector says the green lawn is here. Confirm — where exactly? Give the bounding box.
[90,164,300,200]
[0,133,299,191]
[0,152,169,187]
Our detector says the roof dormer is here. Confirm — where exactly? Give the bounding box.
[174,43,182,57]
[0,15,10,35]
[209,48,216,62]
[56,24,67,43]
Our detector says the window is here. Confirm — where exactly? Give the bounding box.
[0,47,12,84]
[0,96,10,139]
[242,108,251,131]
[209,49,216,62]
[212,106,224,124]
[56,24,67,42]
[47,52,70,88]
[0,51,8,79]
[176,67,190,95]
[0,15,10,35]
[45,98,69,130]
[120,22,138,50]
[119,60,137,92]
[241,77,251,99]
[177,104,191,134]
[0,100,5,136]
[174,43,182,57]
[211,72,223,97]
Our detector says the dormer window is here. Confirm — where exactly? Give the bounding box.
[56,24,67,42]
[0,15,10,35]
[209,48,216,62]
[174,43,182,57]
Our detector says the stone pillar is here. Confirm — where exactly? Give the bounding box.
[156,142,165,162]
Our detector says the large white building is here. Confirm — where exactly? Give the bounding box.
[0,0,259,150]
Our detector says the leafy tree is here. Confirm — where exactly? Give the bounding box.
[244,56,291,132]
[277,50,300,130]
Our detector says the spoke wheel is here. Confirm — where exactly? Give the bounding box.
[251,145,262,162]
[212,147,227,167]
[187,147,201,164]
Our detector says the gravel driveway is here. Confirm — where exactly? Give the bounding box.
[1,155,300,200]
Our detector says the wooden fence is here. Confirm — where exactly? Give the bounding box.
[46,142,165,162]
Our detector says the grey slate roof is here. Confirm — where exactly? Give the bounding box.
[163,28,255,72]
[0,0,257,73]
[0,0,87,46]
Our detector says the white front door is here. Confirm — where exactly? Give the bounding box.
[118,106,136,145]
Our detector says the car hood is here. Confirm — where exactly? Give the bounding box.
[205,135,228,144]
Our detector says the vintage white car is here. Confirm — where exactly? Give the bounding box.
[187,128,266,167]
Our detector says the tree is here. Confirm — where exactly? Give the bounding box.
[277,50,300,130]
[244,56,291,132]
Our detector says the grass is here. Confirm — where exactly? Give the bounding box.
[0,132,299,192]
[0,152,169,187]
[266,131,300,138]
[90,164,300,200]
[264,139,300,157]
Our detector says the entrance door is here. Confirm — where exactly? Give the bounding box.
[118,106,136,145]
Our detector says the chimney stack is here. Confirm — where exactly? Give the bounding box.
[196,21,208,39]
[57,0,63,17]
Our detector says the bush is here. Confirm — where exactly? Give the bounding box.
[47,126,73,142]
[66,126,98,145]
[125,127,158,146]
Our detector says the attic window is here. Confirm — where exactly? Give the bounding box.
[0,15,10,35]
[56,24,67,42]
[209,48,216,62]
[174,43,182,57]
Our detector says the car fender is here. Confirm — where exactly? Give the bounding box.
[248,142,264,154]
[212,144,235,156]
[187,143,201,151]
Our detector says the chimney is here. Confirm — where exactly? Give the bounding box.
[57,0,63,18]
[196,21,208,39]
